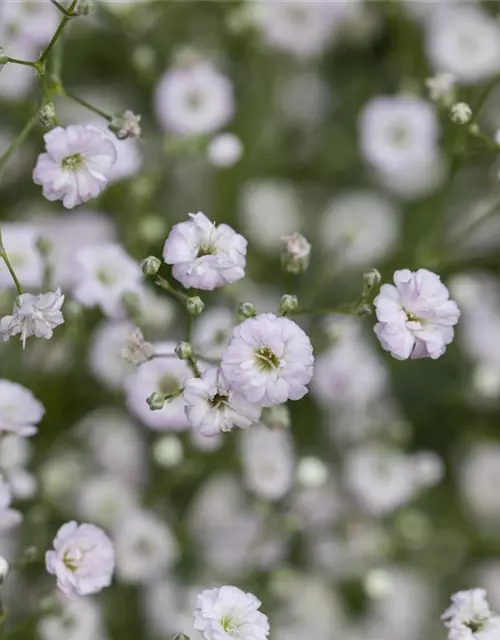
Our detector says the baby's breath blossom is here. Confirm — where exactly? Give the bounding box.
[46,521,115,597]
[281,232,311,274]
[163,212,247,290]
[374,269,460,360]
[33,125,117,209]
[442,589,500,640]
[0,380,44,437]
[207,133,243,168]
[183,367,261,437]
[450,102,472,125]
[110,110,142,140]
[0,289,64,347]
[221,313,314,407]
[194,585,270,640]
[121,327,154,365]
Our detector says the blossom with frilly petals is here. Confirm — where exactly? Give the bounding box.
[0,380,44,436]
[0,289,64,347]
[163,212,247,290]
[442,588,500,640]
[221,313,314,407]
[45,521,115,597]
[374,269,460,360]
[183,367,261,437]
[33,125,117,209]
[194,585,270,640]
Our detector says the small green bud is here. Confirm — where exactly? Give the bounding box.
[356,303,372,317]
[0,48,7,71]
[138,215,168,243]
[147,392,166,411]
[186,296,204,317]
[279,294,298,316]
[172,634,191,640]
[36,236,52,256]
[469,123,480,136]
[238,301,256,320]
[141,255,162,276]
[175,341,193,360]
[363,268,381,292]
[39,102,57,129]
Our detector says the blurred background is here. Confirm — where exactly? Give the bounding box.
[2,1,500,639]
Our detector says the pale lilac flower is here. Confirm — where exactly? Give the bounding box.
[0,474,22,531]
[33,125,117,209]
[155,60,234,136]
[194,585,270,640]
[207,133,243,168]
[45,521,115,597]
[38,595,106,640]
[0,380,44,436]
[359,96,439,175]
[374,269,460,360]
[183,367,261,437]
[442,589,500,640]
[221,313,314,407]
[163,212,247,290]
[0,289,64,347]
[72,243,143,318]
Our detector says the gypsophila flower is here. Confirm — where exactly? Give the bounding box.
[110,110,142,140]
[374,269,460,360]
[163,212,247,290]
[45,521,115,597]
[426,72,456,105]
[194,585,270,640]
[121,327,154,365]
[33,125,117,209]
[0,380,44,437]
[183,367,261,437]
[221,313,314,407]
[207,133,243,168]
[281,232,311,274]
[0,289,64,348]
[450,102,472,125]
[442,589,500,640]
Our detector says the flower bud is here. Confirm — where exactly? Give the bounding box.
[39,102,57,129]
[238,301,256,320]
[279,294,299,316]
[154,436,184,469]
[175,341,193,360]
[138,216,167,243]
[281,232,311,274]
[147,391,166,411]
[36,236,52,256]
[0,48,7,72]
[262,404,291,430]
[121,327,154,365]
[172,634,190,640]
[425,72,456,107]
[0,557,9,585]
[141,255,161,276]
[468,123,480,136]
[363,268,381,292]
[450,102,472,124]
[186,296,204,317]
[109,110,142,140]
[356,303,373,317]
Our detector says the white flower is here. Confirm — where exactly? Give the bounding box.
[38,596,107,640]
[0,223,44,290]
[460,442,500,522]
[72,243,143,318]
[33,125,117,209]
[374,268,460,360]
[207,133,243,168]
[221,313,314,407]
[359,96,439,175]
[121,326,154,365]
[0,288,64,347]
[426,72,456,104]
[442,589,500,640]
[281,232,311,273]
[114,509,178,584]
[450,102,472,125]
[125,341,192,431]
[194,585,270,640]
[0,380,44,436]
[76,475,137,530]
[192,307,234,360]
[163,212,247,290]
[88,321,136,389]
[184,367,261,437]
[155,60,234,136]
[111,110,142,140]
[45,521,115,596]
[427,6,500,84]
[0,474,22,531]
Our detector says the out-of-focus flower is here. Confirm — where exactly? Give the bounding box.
[33,125,117,209]
[0,474,22,531]
[184,367,261,437]
[125,341,191,431]
[76,475,137,530]
[427,6,500,83]
[110,110,142,140]
[221,314,314,407]
[460,442,500,522]
[72,243,143,318]
[114,509,178,584]
[207,133,243,168]
[88,321,137,389]
[121,326,154,365]
[281,232,311,274]
[192,307,234,360]
[442,589,500,640]
[0,380,44,437]
[45,521,115,596]
[0,288,64,347]
[374,269,460,360]
[426,72,456,105]
[360,96,438,175]
[38,596,107,640]
[155,60,234,136]
[241,425,295,501]
[450,102,472,125]
[163,212,247,290]
[194,585,270,640]
[0,223,44,290]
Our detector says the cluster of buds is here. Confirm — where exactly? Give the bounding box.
[109,110,142,140]
[450,102,472,125]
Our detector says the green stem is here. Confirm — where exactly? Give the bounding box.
[63,90,113,121]
[155,276,189,304]
[49,0,72,16]
[39,0,78,64]
[0,112,39,181]
[5,57,37,68]
[0,229,23,296]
